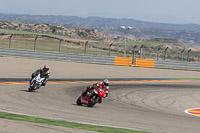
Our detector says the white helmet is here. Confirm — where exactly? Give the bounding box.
[103,79,109,86]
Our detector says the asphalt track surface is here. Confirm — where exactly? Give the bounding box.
[1,57,200,133]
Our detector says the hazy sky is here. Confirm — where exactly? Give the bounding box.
[0,0,200,24]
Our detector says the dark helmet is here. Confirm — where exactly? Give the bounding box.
[43,65,49,73]
[103,79,109,86]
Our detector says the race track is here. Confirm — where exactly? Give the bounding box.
[1,57,200,133]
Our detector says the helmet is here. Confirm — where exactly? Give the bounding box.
[103,79,109,86]
[43,65,49,73]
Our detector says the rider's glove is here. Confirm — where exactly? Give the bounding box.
[86,92,91,97]
[31,73,35,78]
[88,86,95,90]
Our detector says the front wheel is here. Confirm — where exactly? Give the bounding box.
[30,81,39,90]
[28,87,32,92]
[76,96,82,105]
[88,95,100,107]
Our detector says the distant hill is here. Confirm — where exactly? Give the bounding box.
[1,13,200,45]
[0,21,106,41]
[1,13,200,31]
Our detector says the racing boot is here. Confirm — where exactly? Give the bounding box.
[98,99,102,103]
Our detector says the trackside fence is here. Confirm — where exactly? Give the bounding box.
[133,58,200,71]
[0,48,115,65]
[1,48,200,71]
[155,60,200,71]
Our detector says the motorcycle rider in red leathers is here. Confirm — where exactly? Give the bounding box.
[82,79,110,102]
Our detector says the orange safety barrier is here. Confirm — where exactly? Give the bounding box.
[135,58,154,68]
[115,57,132,66]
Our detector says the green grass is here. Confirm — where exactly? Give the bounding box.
[0,38,123,56]
[0,28,126,56]
[0,28,64,39]
[0,112,150,133]
[0,35,130,57]
[127,41,160,47]
[0,28,94,42]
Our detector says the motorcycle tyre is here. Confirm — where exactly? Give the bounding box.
[28,87,33,92]
[76,96,83,105]
[88,95,100,107]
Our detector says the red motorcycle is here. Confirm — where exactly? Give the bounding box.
[76,87,106,107]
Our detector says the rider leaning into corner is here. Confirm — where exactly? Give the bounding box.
[82,79,110,102]
[31,65,50,86]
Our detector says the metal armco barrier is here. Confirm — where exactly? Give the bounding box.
[155,60,200,71]
[134,58,200,71]
[1,48,200,71]
[0,48,115,65]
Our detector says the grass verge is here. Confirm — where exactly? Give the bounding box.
[0,112,150,133]
[0,28,69,39]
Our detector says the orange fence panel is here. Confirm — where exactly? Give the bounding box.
[115,57,132,66]
[135,58,154,68]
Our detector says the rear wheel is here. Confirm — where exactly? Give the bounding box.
[88,95,100,107]
[76,96,82,105]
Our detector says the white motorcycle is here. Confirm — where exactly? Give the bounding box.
[28,73,45,92]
